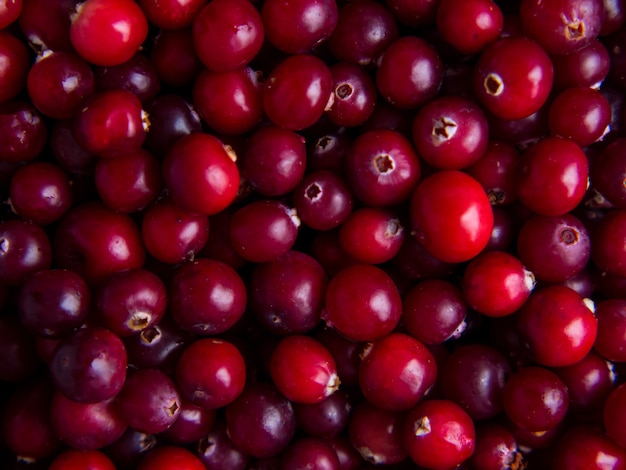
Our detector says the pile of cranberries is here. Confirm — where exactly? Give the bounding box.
[2,0,626,468]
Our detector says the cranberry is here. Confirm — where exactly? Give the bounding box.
[196,421,249,470]
[160,400,215,445]
[472,37,553,120]
[50,119,98,176]
[280,438,340,470]
[0,101,48,163]
[591,209,626,278]
[403,399,475,470]
[49,450,116,470]
[98,423,155,468]
[0,31,30,104]
[293,390,351,439]
[0,0,22,29]
[552,426,626,469]
[315,327,362,388]
[593,138,626,210]
[552,39,611,89]
[410,170,494,263]
[604,383,626,448]
[385,0,440,27]
[18,0,77,51]
[138,0,207,30]
[150,28,203,88]
[593,299,626,362]
[137,446,205,470]
[307,132,351,173]
[437,0,503,54]
[94,53,160,103]
[323,264,402,342]
[326,62,377,127]
[70,0,148,67]
[469,422,525,470]
[0,219,52,286]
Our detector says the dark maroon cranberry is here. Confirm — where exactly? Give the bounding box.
[326,62,377,127]
[0,315,42,382]
[604,383,626,448]
[50,119,98,176]
[385,0,439,27]
[593,138,626,209]
[591,209,626,278]
[280,438,340,470]
[294,390,350,439]
[437,0,503,54]
[467,141,521,205]
[241,125,307,197]
[594,299,626,362]
[18,269,90,338]
[104,428,156,470]
[307,132,351,173]
[138,0,207,30]
[18,0,77,51]
[0,31,30,104]
[552,426,626,469]
[315,327,362,388]
[328,0,399,66]
[150,28,204,88]
[0,219,52,286]
[94,52,160,103]
[196,421,249,470]
[486,106,550,147]
[0,101,47,163]
[376,36,443,110]
[160,400,215,445]
[225,382,296,459]
[552,39,611,89]
[469,422,525,470]
[391,235,457,281]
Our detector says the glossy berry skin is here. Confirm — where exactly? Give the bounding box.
[150,28,203,88]
[94,51,160,102]
[0,0,21,29]
[263,54,333,131]
[0,219,52,286]
[0,101,47,163]
[49,327,127,404]
[270,335,339,404]
[327,62,377,127]
[225,382,296,459]
[70,0,148,67]
[376,36,443,110]
[293,391,351,439]
[403,399,476,470]
[192,0,263,72]
[503,366,569,432]
[175,338,246,410]
[467,141,521,206]
[520,0,604,55]
[162,132,240,216]
[169,259,247,336]
[594,299,626,362]
[160,400,215,444]
[280,438,340,470]
[592,210,626,278]
[472,37,553,120]
[138,0,207,30]
[470,422,525,470]
[604,383,626,450]
[410,170,494,263]
[323,264,402,342]
[360,333,437,411]
[552,39,610,89]
[517,285,597,367]
[517,137,589,216]
[49,449,116,470]
[196,421,249,470]
[0,31,29,104]
[593,138,626,210]
[54,202,145,285]
[73,89,147,159]
[17,0,75,52]
[437,0,503,55]
[462,251,535,317]
[137,446,205,470]
[344,129,421,207]
[552,426,626,470]
[261,0,338,54]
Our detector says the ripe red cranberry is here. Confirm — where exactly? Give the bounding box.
[49,450,116,470]
[520,0,604,55]
[70,0,148,67]
[344,129,421,207]
[293,390,351,439]
[196,421,249,470]
[53,202,145,284]
[0,101,48,163]
[437,0,503,54]
[138,0,207,30]
[604,383,626,448]
[137,446,205,470]
[552,426,626,469]
[472,37,553,120]
[592,210,626,277]
[410,170,494,263]
[280,438,340,470]
[470,422,526,470]
[150,28,203,87]
[593,138,626,210]
[360,333,437,411]
[18,0,77,51]
[94,52,160,103]
[0,31,29,104]
[175,338,246,410]
[403,399,475,470]
[323,264,402,342]
[263,54,333,131]
[315,327,362,389]
[162,132,240,216]
[103,429,156,470]
[0,219,52,286]
[307,132,351,173]
[552,39,610,89]
[0,0,22,29]
[326,62,377,127]
[160,400,216,445]
[594,299,626,362]
[192,0,264,72]
[376,35,443,110]
[169,258,246,335]
[225,382,296,459]
[270,335,339,404]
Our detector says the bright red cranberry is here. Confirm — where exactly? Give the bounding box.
[591,209,626,277]
[18,0,77,51]
[462,251,535,317]
[193,66,262,136]
[348,401,408,465]
[49,327,127,403]
[376,36,443,110]
[472,37,553,120]
[51,393,127,450]
[18,269,90,338]
[54,202,145,284]
[263,54,333,131]
[338,207,404,265]
[593,138,626,209]
[553,39,611,89]
[225,382,296,459]
[70,0,148,66]
[437,0,503,54]
[344,129,421,207]
[141,198,209,264]
[517,136,589,216]
[0,31,29,104]
[403,399,475,470]
[552,426,626,469]
[328,0,399,66]
[0,101,47,163]
[160,400,215,445]
[137,446,205,470]
[26,50,94,119]
[175,338,246,410]
[517,285,597,367]
[0,219,52,286]
[469,422,526,470]
[503,366,569,432]
[241,125,306,197]
[323,264,402,342]
[192,0,264,71]
[410,170,494,263]
[229,200,300,263]
[520,0,604,55]
[517,213,591,283]
[250,251,327,335]
[49,449,116,470]
[0,315,42,382]
[94,52,160,103]
[169,258,246,335]
[326,62,377,127]
[360,333,436,411]
[116,368,181,434]
[0,0,21,29]
[9,161,73,225]
[293,391,350,439]
[162,132,240,216]
[411,95,489,170]
[270,335,339,404]
[196,421,249,470]
[73,89,147,158]
[150,28,204,88]
[138,0,207,29]
[280,438,340,470]
[262,0,338,54]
